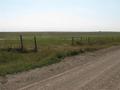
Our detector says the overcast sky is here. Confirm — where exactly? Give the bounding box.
[0,0,120,32]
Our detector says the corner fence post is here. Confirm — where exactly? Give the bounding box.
[20,35,23,51]
[34,36,38,52]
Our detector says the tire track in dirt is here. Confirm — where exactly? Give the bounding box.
[19,47,120,90]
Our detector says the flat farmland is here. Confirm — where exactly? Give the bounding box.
[0,32,120,76]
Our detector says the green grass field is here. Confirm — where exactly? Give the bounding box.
[0,32,120,76]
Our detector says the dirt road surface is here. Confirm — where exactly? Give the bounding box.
[1,46,120,90]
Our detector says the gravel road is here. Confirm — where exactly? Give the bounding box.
[1,46,120,90]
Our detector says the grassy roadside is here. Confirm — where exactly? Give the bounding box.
[0,32,120,76]
[0,44,113,76]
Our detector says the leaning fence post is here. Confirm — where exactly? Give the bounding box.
[20,35,23,51]
[34,36,38,52]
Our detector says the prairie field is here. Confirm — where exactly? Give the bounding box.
[0,32,120,76]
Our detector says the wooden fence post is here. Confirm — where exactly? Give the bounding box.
[72,37,74,45]
[34,36,38,52]
[80,36,82,41]
[88,37,90,44]
[20,35,23,51]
